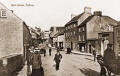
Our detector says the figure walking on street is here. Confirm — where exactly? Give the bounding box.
[67,47,71,54]
[49,47,52,56]
[54,51,62,70]
[93,49,96,62]
[43,49,46,57]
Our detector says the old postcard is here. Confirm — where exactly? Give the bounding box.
[0,0,120,76]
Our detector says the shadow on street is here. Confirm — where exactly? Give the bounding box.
[79,68,100,76]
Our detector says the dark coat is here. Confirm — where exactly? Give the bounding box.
[49,48,51,52]
[54,53,62,63]
[103,48,115,65]
[93,50,96,56]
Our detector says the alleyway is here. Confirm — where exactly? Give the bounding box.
[41,48,100,76]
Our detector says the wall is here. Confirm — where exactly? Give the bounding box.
[0,54,24,76]
[0,3,23,58]
[86,16,117,40]
[114,25,120,58]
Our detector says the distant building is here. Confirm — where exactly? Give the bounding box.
[50,26,65,49]
[43,30,50,44]
[44,31,50,39]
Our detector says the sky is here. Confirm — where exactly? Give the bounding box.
[0,0,120,30]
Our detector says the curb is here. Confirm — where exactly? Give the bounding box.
[71,52,93,57]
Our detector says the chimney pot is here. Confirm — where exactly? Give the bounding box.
[84,7,91,14]
[94,11,102,16]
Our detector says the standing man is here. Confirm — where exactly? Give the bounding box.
[54,51,62,70]
[48,44,52,56]
[93,49,96,62]
[49,47,52,56]
[103,44,115,76]
[43,48,46,57]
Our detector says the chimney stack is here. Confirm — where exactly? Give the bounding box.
[94,11,102,16]
[84,7,91,14]
[54,27,56,32]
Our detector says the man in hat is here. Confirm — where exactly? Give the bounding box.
[54,51,62,70]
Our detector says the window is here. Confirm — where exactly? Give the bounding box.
[116,28,120,37]
[83,27,85,31]
[0,9,7,18]
[79,28,81,32]
[79,35,81,41]
[83,35,85,41]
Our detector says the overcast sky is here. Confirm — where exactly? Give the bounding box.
[0,0,120,30]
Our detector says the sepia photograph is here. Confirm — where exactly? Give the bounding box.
[0,0,120,76]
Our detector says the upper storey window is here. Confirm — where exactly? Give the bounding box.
[0,9,7,18]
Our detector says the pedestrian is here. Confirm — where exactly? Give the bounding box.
[43,49,46,57]
[103,44,115,76]
[49,47,52,56]
[30,51,43,76]
[93,49,96,62]
[67,47,71,54]
[54,51,62,70]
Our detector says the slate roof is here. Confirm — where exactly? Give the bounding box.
[78,15,94,27]
[78,15,118,27]
[65,13,84,27]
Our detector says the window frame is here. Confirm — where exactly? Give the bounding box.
[0,9,7,18]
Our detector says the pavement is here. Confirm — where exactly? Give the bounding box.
[70,50,93,56]
[15,48,99,76]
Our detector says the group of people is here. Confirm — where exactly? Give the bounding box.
[27,45,63,76]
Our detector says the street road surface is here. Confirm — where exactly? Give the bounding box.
[41,48,100,76]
